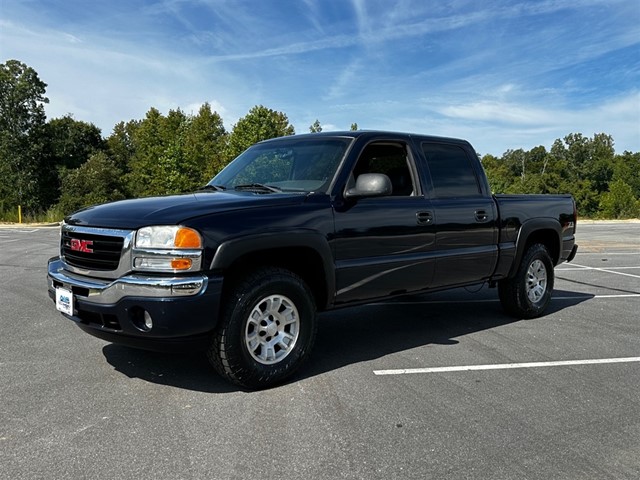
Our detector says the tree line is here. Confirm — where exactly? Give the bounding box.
[481,134,640,218]
[1,59,638,220]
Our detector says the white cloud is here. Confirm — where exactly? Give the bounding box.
[184,100,228,118]
[324,60,362,101]
[439,101,556,125]
[1,0,637,156]
[428,91,640,154]
[0,17,250,134]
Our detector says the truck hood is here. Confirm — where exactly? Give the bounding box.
[64,191,308,229]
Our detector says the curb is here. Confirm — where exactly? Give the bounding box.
[578,219,640,224]
[0,222,61,229]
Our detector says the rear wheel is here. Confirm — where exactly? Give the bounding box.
[499,243,554,318]
[207,267,317,389]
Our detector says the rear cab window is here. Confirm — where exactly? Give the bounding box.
[421,143,482,198]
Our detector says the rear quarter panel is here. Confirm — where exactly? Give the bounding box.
[494,194,577,278]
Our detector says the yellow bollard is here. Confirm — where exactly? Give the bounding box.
[18,205,22,224]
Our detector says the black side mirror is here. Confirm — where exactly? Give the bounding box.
[345,173,392,199]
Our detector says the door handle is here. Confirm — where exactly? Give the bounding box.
[475,210,489,222]
[416,211,433,225]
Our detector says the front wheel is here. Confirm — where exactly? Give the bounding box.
[498,243,554,318]
[207,267,317,389]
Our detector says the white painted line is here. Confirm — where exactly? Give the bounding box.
[374,357,640,376]
[557,266,640,271]
[570,263,640,279]
[576,252,640,255]
[570,294,639,299]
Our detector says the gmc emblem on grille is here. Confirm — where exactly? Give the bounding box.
[70,239,94,253]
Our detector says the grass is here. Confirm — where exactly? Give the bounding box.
[0,204,65,224]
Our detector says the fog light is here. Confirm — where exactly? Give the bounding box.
[144,311,153,330]
[130,306,153,332]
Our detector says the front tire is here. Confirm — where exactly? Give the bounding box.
[499,243,554,318]
[207,267,317,389]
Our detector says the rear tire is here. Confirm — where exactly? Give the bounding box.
[207,267,317,389]
[499,243,554,319]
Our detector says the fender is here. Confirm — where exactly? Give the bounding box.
[508,218,562,278]
[210,230,336,307]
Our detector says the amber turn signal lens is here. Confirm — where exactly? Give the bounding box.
[171,258,193,270]
[175,228,202,248]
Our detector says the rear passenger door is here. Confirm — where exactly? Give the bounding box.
[420,142,498,288]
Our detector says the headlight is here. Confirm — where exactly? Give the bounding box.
[135,226,202,249]
[133,226,203,272]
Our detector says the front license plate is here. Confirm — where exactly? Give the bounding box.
[55,287,74,315]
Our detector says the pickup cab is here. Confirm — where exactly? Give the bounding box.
[48,131,578,389]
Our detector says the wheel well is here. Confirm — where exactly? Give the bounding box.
[222,247,329,310]
[523,229,560,264]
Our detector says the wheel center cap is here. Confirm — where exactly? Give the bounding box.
[264,321,278,337]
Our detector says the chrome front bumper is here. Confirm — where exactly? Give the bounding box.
[47,257,208,305]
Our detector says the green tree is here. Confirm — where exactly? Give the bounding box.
[611,151,640,198]
[599,180,640,219]
[482,153,511,193]
[350,123,358,131]
[309,119,322,133]
[548,133,616,215]
[226,105,294,160]
[46,115,105,169]
[0,60,49,212]
[125,107,183,197]
[183,103,227,181]
[57,151,125,214]
[123,105,228,197]
[584,133,615,193]
[107,120,139,174]
[41,115,106,207]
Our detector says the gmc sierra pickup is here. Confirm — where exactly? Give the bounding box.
[48,131,577,388]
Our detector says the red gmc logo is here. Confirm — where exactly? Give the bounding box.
[70,239,94,253]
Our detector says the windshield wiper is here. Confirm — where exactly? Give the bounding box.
[234,183,282,193]
[199,184,226,192]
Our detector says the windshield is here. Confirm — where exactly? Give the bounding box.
[209,137,353,193]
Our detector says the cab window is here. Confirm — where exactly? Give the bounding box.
[349,143,416,196]
[422,143,481,198]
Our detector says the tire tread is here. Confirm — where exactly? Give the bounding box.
[207,267,317,389]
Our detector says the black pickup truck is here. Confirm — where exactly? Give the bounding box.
[48,131,577,388]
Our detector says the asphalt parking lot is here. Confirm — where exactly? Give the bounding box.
[1,221,639,479]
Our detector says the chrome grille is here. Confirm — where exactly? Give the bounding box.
[62,230,125,271]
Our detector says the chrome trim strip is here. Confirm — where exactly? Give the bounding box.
[48,258,208,304]
[62,224,134,237]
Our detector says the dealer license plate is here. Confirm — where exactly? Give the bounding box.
[55,287,74,315]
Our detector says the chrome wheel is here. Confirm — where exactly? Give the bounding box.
[245,294,300,365]
[526,259,547,303]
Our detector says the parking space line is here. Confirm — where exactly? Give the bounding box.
[374,357,640,376]
[557,266,640,271]
[569,263,640,279]
[576,252,640,255]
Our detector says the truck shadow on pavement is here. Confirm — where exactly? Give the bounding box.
[101,288,592,393]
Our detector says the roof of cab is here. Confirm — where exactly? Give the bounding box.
[256,130,470,146]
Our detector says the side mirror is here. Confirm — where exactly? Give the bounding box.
[345,173,392,199]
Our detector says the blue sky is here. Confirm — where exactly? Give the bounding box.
[1,0,639,155]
